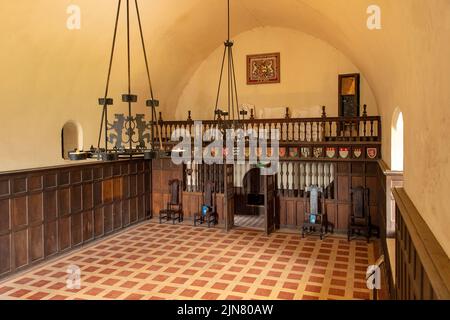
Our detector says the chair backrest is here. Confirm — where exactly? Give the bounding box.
[203,180,215,208]
[305,185,323,215]
[351,186,369,219]
[168,179,181,205]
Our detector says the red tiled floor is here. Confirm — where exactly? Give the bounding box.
[0,221,375,300]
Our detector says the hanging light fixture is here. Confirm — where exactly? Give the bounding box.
[213,0,242,133]
[95,0,162,161]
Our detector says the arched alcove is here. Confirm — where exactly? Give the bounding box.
[61,121,83,160]
[391,108,404,171]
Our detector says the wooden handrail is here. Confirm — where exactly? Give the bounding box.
[393,187,450,299]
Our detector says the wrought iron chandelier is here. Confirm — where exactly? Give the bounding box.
[95,0,162,161]
[213,0,242,133]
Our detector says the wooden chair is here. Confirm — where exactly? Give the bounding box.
[348,186,379,242]
[159,179,183,224]
[194,181,217,228]
[301,185,328,240]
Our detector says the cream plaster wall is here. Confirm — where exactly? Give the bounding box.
[0,0,449,256]
[176,27,378,120]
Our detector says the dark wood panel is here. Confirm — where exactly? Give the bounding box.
[82,211,94,243]
[44,221,58,256]
[12,197,27,229]
[13,229,28,268]
[29,225,43,262]
[0,234,11,274]
[0,199,10,233]
[58,216,71,251]
[43,190,57,221]
[28,194,43,225]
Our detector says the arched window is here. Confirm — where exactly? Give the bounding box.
[391,109,404,171]
[61,121,83,159]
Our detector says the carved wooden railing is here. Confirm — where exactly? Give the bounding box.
[152,107,381,148]
[393,188,450,300]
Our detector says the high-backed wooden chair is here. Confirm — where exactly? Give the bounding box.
[159,179,183,224]
[348,186,379,242]
[301,185,328,240]
[194,181,217,228]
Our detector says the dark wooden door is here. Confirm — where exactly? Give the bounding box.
[264,173,277,235]
[224,164,235,232]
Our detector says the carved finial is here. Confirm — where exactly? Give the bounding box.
[363,104,367,117]
[285,107,290,119]
[250,108,255,119]
[322,106,327,118]
[187,110,192,121]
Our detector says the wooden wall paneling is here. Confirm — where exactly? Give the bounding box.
[0,159,152,280]
[286,200,296,226]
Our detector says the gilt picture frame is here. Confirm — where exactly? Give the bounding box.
[247,52,281,85]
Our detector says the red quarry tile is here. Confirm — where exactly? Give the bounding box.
[104,290,125,299]
[232,285,250,294]
[267,271,282,278]
[9,289,31,298]
[191,280,209,287]
[153,275,169,282]
[202,292,220,300]
[305,285,321,294]
[34,269,52,276]
[240,276,257,284]
[201,271,217,278]
[182,269,199,276]
[283,282,299,290]
[48,282,66,290]
[226,295,243,300]
[159,286,177,294]
[221,274,237,281]
[28,292,50,300]
[354,281,367,289]
[14,277,34,285]
[134,272,151,280]
[353,291,370,300]
[85,276,102,283]
[102,278,120,286]
[331,279,346,287]
[180,289,199,298]
[329,288,345,297]
[172,277,189,285]
[49,294,69,300]
[228,266,243,273]
[85,287,105,296]
[0,286,14,295]
[125,293,145,300]
[139,283,157,291]
[261,279,277,286]
[309,276,324,284]
[302,294,319,300]
[255,288,272,297]
[287,273,302,281]
[100,268,116,275]
[332,270,347,278]
[117,270,133,277]
[212,282,229,290]
[278,291,295,300]
[120,281,139,289]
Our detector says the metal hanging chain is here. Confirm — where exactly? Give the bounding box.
[97,0,122,151]
[126,0,133,153]
[213,0,240,125]
[134,0,163,150]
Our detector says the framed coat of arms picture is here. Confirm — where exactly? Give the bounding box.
[247,52,281,85]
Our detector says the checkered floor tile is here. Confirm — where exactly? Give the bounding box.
[0,221,375,300]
